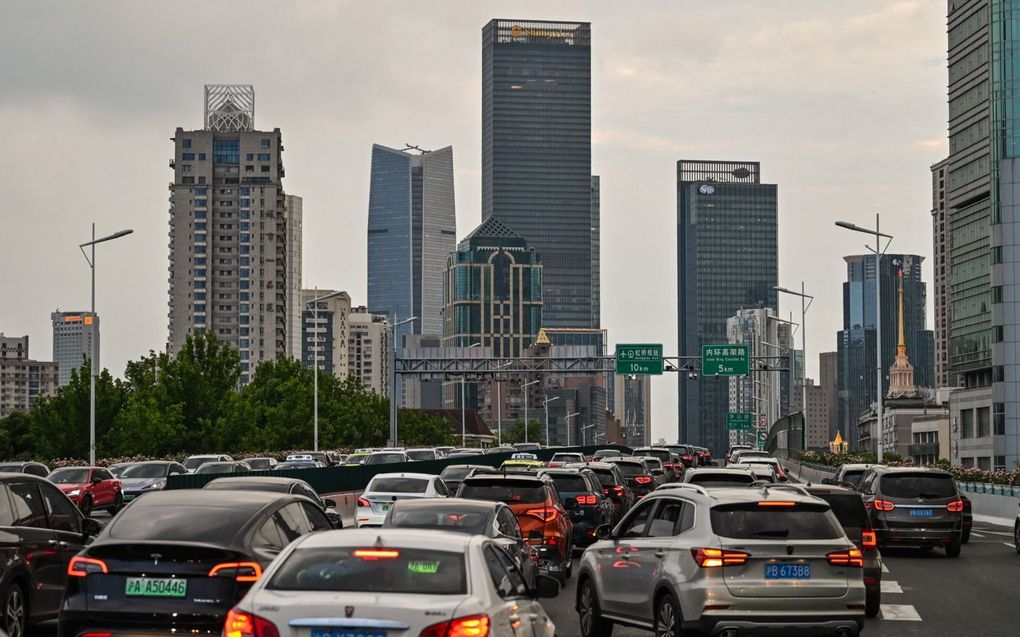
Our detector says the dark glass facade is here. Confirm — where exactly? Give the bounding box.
[677,160,778,455]
[482,19,594,328]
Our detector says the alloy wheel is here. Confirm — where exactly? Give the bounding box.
[5,586,25,637]
[579,582,594,635]
[655,596,678,637]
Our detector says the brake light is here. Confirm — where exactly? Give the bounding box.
[357,496,370,507]
[827,548,864,568]
[420,614,491,637]
[757,501,796,507]
[683,455,693,461]
[525,507,559,522]
[577,495,597,505]
[67,556,108,577]
[209,562,263,582]
[635,476,652,485]
[224,608,280,637]
[862,530,877,550]
[691,547,749,568]
[613,485,625,496]
[947,499,964,512]
[873,499,895,512]
[353,549,401,560]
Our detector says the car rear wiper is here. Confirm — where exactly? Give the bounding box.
[750,529,791,537]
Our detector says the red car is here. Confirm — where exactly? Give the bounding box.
[47,466,122,516]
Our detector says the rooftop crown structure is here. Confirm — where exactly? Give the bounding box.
[204,84,255,132]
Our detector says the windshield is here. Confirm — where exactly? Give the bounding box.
[615,463,645,476]
[591,470,617,486]
[839,470,866,486]
[183,457,215,470]
[346,455,369,464]
[205,480,289,493]
[369,477,429,494]
[407,450,436,461]
[269,547,466,594]
[120,464,169,479]
[0,464,26,473]
[387,507,489,534]
[643,458,663,470]
[816,493,868,528]
[552,453,582,461]
[277,462,316,469]
[49,468,91,484]
[245,459,273,470]
[688,473,755,486]
[711,503,843,540]
[638,449,671,462]
[195,463,234,474]
[881,473,956,499]
[548,474,589,493]
[366,453,405,465]
[459,480,546,504]
[440,466,475,481]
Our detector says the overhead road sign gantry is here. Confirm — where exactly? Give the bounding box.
[701,344,749,377]
[615,344,663,375]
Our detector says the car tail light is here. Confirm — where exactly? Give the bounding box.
[691,547,749,568]
[873,499,895,511]
[635,476,652,485]
[577,495,597,505]
[357,496,370,507]
[613,486,625,496]
[861,530,877,550]
[525,507,559,522]
[420,614,491,637]
[354,549,401,559]
[757,501,796,507]
[827,548,864,568]
[683,455,693,461]
[67,556,108,577]
[209,562,263,582]
[947,499,964,512]
[224,608,280,637]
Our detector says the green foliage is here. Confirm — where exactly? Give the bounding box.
[398,410,457,447]
[502,419,544,445]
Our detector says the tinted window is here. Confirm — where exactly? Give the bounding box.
[293,484,319,501]
[815,493,868,528]
[205,480,290,493]
[108,503,256,541]
[183,457,214,470]
[369,477,429,494]
[0,465,25,473]
[195,462,234,474]
[253,516,284,549]
[26,465,49,477]
[638,449,671,463]
[459,480,546,504]
[615,463,646,476]
[300,502,332,531]
[0,488,14,526]
[95,470,113,481]
[484,545,528,597]
[547,475,589,493]
[406,450,436,461]
[880,473,956,499]
[711,503,843,540]
[591,470,617,486]
[277,503,309,542]
[839,470,866,486]
[39,484,79,533]
[366,454,406,465]
[647,500,686,537]
[121,464,169,479]
[9,482,47,528]
[497,508,520,537]
[688,473,755,486]
[269,547,466,594]
[388,507,489,534]
[49,468,90,484]
[441,466,476,481]
[247,459,274,470]
[619,501,654,538]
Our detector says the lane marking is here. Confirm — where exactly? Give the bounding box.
[881,580,902,594]
[969,532,985,538]
[881,563,889,573]
[880,604,922,621]
[1004,542,1015,549]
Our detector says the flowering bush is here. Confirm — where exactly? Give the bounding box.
[798,450,1020,485]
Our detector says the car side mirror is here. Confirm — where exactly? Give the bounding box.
[595,523,613,540]
[820,478,832,485]
[322,497,337,508]
[82,517,102,538]
[92,476,104,484]
[532,574,560,599]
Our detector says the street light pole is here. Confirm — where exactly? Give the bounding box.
[543,396,560,446]
[462,342,481,447]
[305,290,345,452]
[493,361,512,446]
[79,224,133,466]
[388,316,417,447]
[522,379,540,444]
[775,283,814,452]
[565,412,581,447]
[582,422,597,446]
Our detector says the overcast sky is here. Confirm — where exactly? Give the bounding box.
[0,1,947,442]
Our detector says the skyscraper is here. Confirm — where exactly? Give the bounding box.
[51,310,98,386]
[167,85,300,384]
[285,195,304,359]
[367,144,456,339]
[0,335,58,417]
[819,351,839,440]
[677,160,778,454]
[482,19,594,328]
[348,306,391,396]
[931,158,951,388]
[591,175,601,327]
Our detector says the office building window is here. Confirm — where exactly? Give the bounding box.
[261,139,270,148]
[181,139,191,148]
[961,409,974,438]
[182,153,195,161]
[198,153,206,161]
[213,140,240,164]
[195,188,207,195]
[195,211,206,219]
[261,165,270,172]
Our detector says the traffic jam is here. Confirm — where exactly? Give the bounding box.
[0,443,973,637]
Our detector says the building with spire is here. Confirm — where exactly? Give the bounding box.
[888,269,917,397]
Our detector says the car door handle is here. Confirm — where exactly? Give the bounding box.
[655,551,666,559]
[58,541,70,548]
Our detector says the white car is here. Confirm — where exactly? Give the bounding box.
[356,472,451,527]
[226,529,560,637]
[181,454,233,473]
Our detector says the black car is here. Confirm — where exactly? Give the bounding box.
[202,476,343,528]
[0,473,101,637]
[58,490,331,637]
[193,461,252,475]
[566,461,635,522]
[439,464,494,493]
[611,458,657,499]
[0,462,50,478]
[633,447,680,481]
[537,468,615,549]
[858,466,964,556]
[381,497,539,587]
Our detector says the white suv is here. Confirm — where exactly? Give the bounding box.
[575,484,865,637]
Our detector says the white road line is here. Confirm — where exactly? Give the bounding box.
[881,563,889,573]
[969,532,985,538]
[881,580,903,594]
[1004,542,1015,549]
[880,604,922,621]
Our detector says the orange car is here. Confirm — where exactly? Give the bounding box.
[457,473,574,584]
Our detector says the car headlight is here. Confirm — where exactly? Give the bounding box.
[143,480,166,490]
[67,489,81,497]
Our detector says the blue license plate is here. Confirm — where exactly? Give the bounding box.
[764,563,811,579]
[909,508,934,518]
[310,630,385,637]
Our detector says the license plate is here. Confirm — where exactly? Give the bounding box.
[310,631,385,637]
[764,563,811,579]
[909,508,934,518]
[125,577,187,598]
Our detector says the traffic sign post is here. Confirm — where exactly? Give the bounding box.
[726,412,754,430]
[757,428,768,449]
[615,344,664,375]
[701,344,750,377]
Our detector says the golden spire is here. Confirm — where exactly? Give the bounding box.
[897,268,906,357]
[888,268,915,397]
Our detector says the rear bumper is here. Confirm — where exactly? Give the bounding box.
[876,527,960,546]
[355,508,386,527]
[684,615,862,636]
[59,610,224,637]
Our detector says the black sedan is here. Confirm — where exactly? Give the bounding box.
[58,489,331,637]
[202,475,343,527]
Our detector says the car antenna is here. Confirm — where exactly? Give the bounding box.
[374,535,386,549]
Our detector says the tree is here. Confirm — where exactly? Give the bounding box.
[502,419,544,445]
[397,410,457,447]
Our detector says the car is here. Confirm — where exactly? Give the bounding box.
[226,529,559,637]
[681,466,757,488]
[275,460,324,470]
[117,460,187,502]
[741,462,780,483]
[203,475,343,528]
[58,489,331,637]
[962,494,972,543]
[501,458,546,473]
[487,445,517,455]
[665,444,700,469]
[382,498,540,587]
[513,442,543,452]
[724,444,754,465]
[826,463,874,488]
[324,450,344,466]
[538,468,615,549]
[633,447,680,481]
[729,448,772,465]
[344,452,372,465]
[106,462,132,478]
[733,455,789,481]
[858,466,964,556]
[365,450,410,465]
[436,445,457,456]
[242,456,278,471]
[693,446,713,465]
[575,485,866,637]
[0,462,50,477]
[0,473,101,637]
[457,474,574,584]
[47,466,122,516]
[610,458,657,499]
[549,452,586,467]
[193,460,253,475]
[636,456,668,487]
[288,451,331,466]
[440,464,493,493]
[566,462,635,522]
[406,448,440,461]
[592,449,625,461]
[181,454,233,473]
[356,472,450,527]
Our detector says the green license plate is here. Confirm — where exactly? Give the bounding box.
[125,577,187,598]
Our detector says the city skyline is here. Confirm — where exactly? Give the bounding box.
[0,2,946,442]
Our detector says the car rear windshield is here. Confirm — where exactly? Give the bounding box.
[688,473,755,486]
[183,457,214,470]
[552,453,582,461]
[107,504,250,541]
[548,474,589,493]
[459,480,546,504]
[407,450,436,460]
[388,507,489,534]
[711,503,843,540]
[246,459,273,470]
[638,449,671,462]
[195,463,233,474]
[49,468,91,483]
[591,470,617,486]
[880,473,956,499]
[440,466,475,480]
[839,470,866,486]
[815,493,868,528]
[615,463,645,476]
[120,464,169,479]
[269,547,466,594]
[366,454,405,465]
[369,477,429,494]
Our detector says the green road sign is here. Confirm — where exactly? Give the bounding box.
[726,413,754,430]
[702,344,750,377]
[757,428,769,449]
[615,344,663,375]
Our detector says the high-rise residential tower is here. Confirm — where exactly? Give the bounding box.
[0,335,58,417]
[51,310,98,387]
[348,306,391,396]
[482,19,594,328]
[300,289,351,377]
[591,175,601,327]
[677,160,778,455]
[931,158,952,388]
[285,195,304,359]
[167,85,300,384]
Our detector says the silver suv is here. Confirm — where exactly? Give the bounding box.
[575,484,865,637]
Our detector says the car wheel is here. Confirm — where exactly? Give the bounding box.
[2,583,26,637]
[945,538,962,558]
[962,528,970,544]
[1015,523,1020,554]
[80,495,93,517]
[565,548,574,579]
[578,578,613,637]
[865,588,881,618]
[654,592,681,637]
[111,492,124,513]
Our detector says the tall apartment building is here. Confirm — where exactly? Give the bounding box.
[591,175,601,327]
[613,374,652,447]
[0,335,58,417]
[931,158,952,388]
[285,196,304,359]
[51,310,98,386]
[799,378,830,450]
[167,85,301,384]
[677,160,778,454]
[482,19,595,328]
[819,351,839,440]
[300,289,351,377]
[348,306,391,396]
